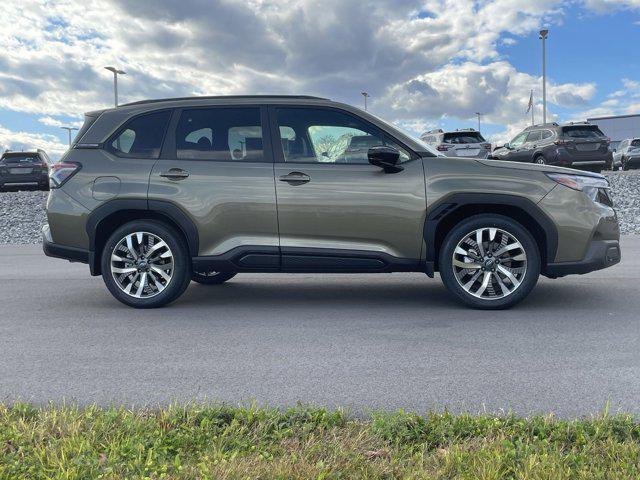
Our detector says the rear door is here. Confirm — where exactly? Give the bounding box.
[148,106,279,261]
[270,105,426,269]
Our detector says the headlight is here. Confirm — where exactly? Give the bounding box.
[546,173,613,206]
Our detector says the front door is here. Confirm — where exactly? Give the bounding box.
[270,106,426,271]
[148,106,279,267]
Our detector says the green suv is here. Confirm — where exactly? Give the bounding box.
[43,95,621,309]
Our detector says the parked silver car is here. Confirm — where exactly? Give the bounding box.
[420,128,491,159]
[613,138,640,170]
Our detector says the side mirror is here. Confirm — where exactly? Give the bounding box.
[368,146,403,173]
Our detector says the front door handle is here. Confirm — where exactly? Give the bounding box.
[279,171,310,185]
[160,168,190,180]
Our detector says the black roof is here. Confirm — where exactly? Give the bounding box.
[120,95,328,107]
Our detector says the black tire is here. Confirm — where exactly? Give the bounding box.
[439,214,541,309]
[622,157,629,171]
[533,155,546,165]
[101,220,192,308]
[191,270,237,285]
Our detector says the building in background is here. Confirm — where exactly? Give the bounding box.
[587,114,640,142]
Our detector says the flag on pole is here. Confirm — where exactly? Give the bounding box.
[526,89,533,114]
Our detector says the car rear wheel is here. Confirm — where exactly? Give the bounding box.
[439,214,540,309]
[101,220,192,308]
[622,157,630,171]
[191,270,237,285]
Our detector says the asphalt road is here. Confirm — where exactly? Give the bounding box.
[1,237,639,418]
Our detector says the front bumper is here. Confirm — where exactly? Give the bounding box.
[625,155,640,168]
[42,224,90,264]
[545,239,620,277]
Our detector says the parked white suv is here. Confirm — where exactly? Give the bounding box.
[613,138,640,170]
[419,128,491,159]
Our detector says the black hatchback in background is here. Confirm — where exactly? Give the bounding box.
[0,149,52,191]
[489,122,613,171]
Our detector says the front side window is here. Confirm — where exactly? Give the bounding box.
[275,107,411,164]
[175,108,264,161]
[110,110,171,158]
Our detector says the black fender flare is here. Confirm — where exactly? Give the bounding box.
[86,199,199,273]
[423,193,558,267]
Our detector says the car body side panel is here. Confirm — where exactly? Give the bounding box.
[58,149,158,212]
[148,159,279,256]
[537,185,619,262]
[46,189,91,249]
[424,156,554,208]
[274,159,426,260]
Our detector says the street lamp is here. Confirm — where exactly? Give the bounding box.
[104,66,126,107]
[361,91,370,111]
[539,29,549,124]
[60,126,79,147]
[475,112,482,133]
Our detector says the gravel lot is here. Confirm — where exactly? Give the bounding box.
[1,170,639,244]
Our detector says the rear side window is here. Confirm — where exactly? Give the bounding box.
[175,108,264,161]
[109,110,171,158]
[525,131,541,142]
[443,132,486,144]
[541,130,553,140]
[631,139,640,147]
[562,126,605,139]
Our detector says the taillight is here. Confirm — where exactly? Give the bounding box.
[482,143,491,149]
[49,162,81,188]
[554,139,572,146]
[436,145,449,151]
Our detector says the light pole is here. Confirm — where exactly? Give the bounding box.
[475,112,482,133]
[60,126,79,146]
[361,91,370,111]
[104,66,126,107]
[539,29,548,124]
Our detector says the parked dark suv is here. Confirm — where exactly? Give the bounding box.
[43,96,620,309]
[490,122,613,171]
[0,149,52,191]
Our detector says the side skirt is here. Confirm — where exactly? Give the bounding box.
[192,246,424,274]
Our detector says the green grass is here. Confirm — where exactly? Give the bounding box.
[1,402,639,479]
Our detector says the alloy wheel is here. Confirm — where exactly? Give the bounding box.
[452,227,527,300]
[110,232,174,298]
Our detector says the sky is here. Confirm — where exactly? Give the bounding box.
[1,0,639,159]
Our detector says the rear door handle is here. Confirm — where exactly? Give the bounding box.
[159,168,189,180]
[279,171,310,185]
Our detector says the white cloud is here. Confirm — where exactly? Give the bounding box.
[0,124,68,158]
[0,0,636,148]
[38,117,83,128]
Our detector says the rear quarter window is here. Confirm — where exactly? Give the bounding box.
[108,110,171,159]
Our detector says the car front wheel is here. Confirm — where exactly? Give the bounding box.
[439,214,540,309]
[101,220,192,308]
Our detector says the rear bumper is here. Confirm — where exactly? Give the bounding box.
[545,239,620,277]
[42,224,90,264]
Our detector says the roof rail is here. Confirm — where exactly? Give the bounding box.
[120,95,329,107]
